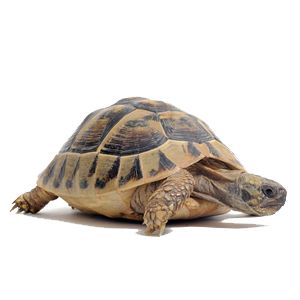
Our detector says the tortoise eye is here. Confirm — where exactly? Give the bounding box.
[241,189,251,202]
[262,185,276,198]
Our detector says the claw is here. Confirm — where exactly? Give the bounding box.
[17,208,23,214]
[10,203,18,212]
[159,224,166,236]
[144,226,155,235]
[144,225,166,236]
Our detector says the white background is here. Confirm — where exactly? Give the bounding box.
[0,1,299,299]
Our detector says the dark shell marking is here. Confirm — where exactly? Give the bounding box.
[61,105,135,154]
[160,113,215,143]
[65,157,80,189]
[53,158,67,188]
[95,156,120,189]
[149,151,176,176]
[106,157,121,181]
[100,112,167,156]
[80,179,88,189]
[60,110,101,153]
[119,156,143,186]
[149,151,176,177]
[187,142,201,157]
[95,178,106,189]
[158,151,176,171]
[88,155,98,177]
[205,142,220,157]
[65,179,73,189]
[43,159,57,185]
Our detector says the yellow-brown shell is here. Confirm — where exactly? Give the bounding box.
[37,97,244,197]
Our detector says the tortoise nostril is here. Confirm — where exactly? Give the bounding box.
[262,185,276,198]
[279,187,287,196]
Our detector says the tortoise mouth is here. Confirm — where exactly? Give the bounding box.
[250,195,286,216]
[262,191,286,208]
[260,201,283,209]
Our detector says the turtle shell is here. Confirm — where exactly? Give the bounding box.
[37,97,244,197]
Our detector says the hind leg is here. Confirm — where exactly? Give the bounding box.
[11,186,58,213]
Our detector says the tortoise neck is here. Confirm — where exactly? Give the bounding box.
[192,175,233,206]
[189,161,245,208]
[192,170,260,214]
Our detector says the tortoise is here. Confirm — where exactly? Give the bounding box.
[11,97,287,235]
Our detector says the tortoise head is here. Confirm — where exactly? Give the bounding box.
[190,159,287,216]
[228,173,287,216]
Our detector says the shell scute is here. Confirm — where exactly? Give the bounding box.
[100,109,167,156]
[61,105,135,154]
[94,154,120,192]
[159,111,215,143]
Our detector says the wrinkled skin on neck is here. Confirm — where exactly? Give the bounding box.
[188,159,287,216]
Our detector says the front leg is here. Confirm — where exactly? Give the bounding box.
[143,169,195,235]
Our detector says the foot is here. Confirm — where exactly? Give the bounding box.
[11,197,32,213]
[142,169,195,235]
[11,186,58,214]
[143,201,172,235]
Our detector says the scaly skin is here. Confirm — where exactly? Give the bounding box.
[143,169,195,235]
[11,186,57,213]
